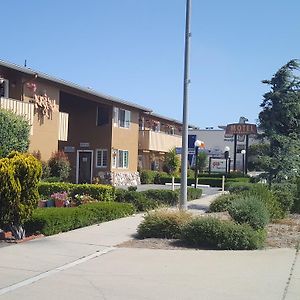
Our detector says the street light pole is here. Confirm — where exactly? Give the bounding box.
[241,149,246,175]
[224,146,230,177]
[194,140,202,189]
[180,0,192,210]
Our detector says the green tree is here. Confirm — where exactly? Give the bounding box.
[164,148,180,191]
[0,109,30,158]
[247,143,269,171]
[164,148,180,176]
[0,152,42,239]
[258,59,300,184]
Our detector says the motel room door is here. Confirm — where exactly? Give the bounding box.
[78,151,92,184]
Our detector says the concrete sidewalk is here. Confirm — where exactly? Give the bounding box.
[0,193,299,300]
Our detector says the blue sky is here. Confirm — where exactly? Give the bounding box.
[1,0,299,128]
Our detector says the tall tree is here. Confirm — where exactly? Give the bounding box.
[258,59,300,184]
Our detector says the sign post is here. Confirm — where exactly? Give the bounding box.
[225,123,257,173]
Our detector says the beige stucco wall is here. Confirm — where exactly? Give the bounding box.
[111,109,139,173]
[24,80,60,161]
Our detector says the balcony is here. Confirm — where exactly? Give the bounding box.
[139,130,182,153]
[0,97,34,134]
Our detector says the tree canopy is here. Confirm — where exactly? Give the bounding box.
[258,59,300,183]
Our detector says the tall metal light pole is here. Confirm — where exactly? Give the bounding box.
[180,0,192,210]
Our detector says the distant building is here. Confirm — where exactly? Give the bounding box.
[189,121,258,171]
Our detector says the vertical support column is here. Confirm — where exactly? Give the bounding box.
[245,135,249,174]
[233,134,237,171]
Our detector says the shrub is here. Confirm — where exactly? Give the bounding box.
[141,189,179,206]
[0,152,42,239]
[181,217,266,250]
[272,183,296,214]
[114,189,158,211]
[140,170,157,184]
[48,151,71,181]
[70,184,114,201]
[294,178,300,213]
[228,195,270,229]
[226,182,254,193]
[38,182,114,202]
[243,184,284,220]
[153,171,168,184]
[0,109,30,158]
[42,176,61,182]
[137,209,192,239]
[209,194,237,212]
[25,202,135,236]
[186,188,203,200]
[128,186,137,192]
[41,161,51,179]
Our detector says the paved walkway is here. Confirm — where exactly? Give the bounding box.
[0,193,299,299]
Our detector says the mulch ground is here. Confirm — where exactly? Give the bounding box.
[118,213,300,250]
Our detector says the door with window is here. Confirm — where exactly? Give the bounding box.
[78,151,92,183]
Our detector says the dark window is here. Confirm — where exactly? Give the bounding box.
[97,106,109,126]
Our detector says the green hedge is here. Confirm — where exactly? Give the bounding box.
[141,190,179,206]
[115,190,159,211]
[25,202,135,236]
[115,188,202,211]
[181,217,266,250]
[38,182,114,201]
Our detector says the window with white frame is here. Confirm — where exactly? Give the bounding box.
[113,107,131,128]
[95,149,108,168]
[117,150,129,168]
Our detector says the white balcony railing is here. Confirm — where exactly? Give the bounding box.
[58,112,69,141]
[139,130,182,153]
[0,97,34,135]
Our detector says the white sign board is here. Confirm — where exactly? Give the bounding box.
[211,158,227,173]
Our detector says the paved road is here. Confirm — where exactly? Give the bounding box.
[0,194,299,300]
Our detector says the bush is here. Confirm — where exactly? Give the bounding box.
[140,170,157,184]
[294,178,300,213]
[228,195,270,229]
[141,189,179,206]
[0,152,42,239]
[209,194,237,212]
[41,176,61,182]
[186,188,203,200]
[0,109,30,158]
[272,183,296,214]
[128,186,137,192]
[243,184,284,220]
[225,182,254,193]
[153,171,168,184]
[48,151,71,181]
[181,217,266,250]
[41,161,51,179]
[25,202,135,236]
[137,209,192,239]
[38,182,114,202]
[114,189,158,211]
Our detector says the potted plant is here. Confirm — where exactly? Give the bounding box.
[50,191,69,208]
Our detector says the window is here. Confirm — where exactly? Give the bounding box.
[113,107,131,128]
[96,106,109,126]
[117,150,129,168]
[95,149,108,168]
[0,79,9,98]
